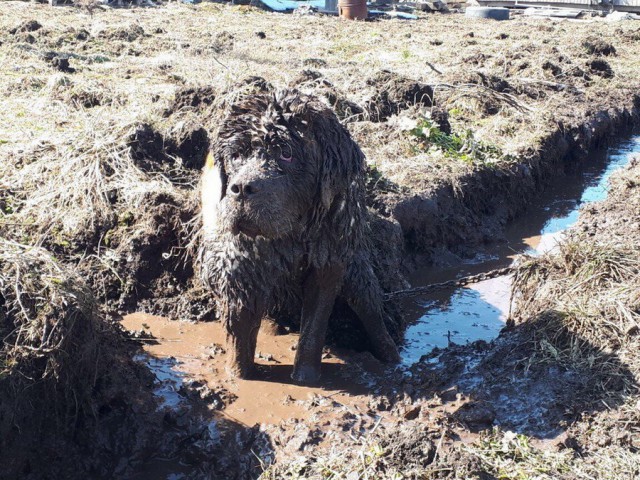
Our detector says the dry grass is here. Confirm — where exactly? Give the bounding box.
[501,161,640,479]
[260,422,435,480]
[1,117,183,239]
[442,425,640,480]
[260,441,401,480]
[510,239,640,408]
[0,238,102,434]
[514,240,640,347]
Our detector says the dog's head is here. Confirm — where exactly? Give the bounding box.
[202,89,364,240]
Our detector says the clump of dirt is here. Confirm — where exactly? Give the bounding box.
[99,23,145,42]
[303,57,327,68]
[13,32,36,44]
[53,27,90,47]
[456,70,511,93]
[0,241,102,426]
[165,85,217,116]
[583,37,617,56]
[211,31,234,54]
[441,70,513,115]
[377,423,437,472]
[49,56,75,73]
[430,107,452,135]
[364,70,433,122]
[0,240,148,479]
[9,19,42,35]
[264,416,438,479]
[75,28,90,41]
[69,88,109,108]
[542,60,563,78]
[289,68,323,86]
[168,120,210,170]
[129,121,210,172]
[128,122,173,171]
[233,75,274,96]
[46,76,124,109]
[290,70,364,121]
[587,58,614,78]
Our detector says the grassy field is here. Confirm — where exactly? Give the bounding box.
[1,1,640,478]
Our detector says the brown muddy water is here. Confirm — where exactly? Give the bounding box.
[124,132,640,478]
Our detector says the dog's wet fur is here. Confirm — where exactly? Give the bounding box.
[199,88,399,383]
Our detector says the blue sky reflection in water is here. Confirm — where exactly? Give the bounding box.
[401,134,640,366]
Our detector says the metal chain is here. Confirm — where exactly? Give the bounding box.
[384,266,514,301]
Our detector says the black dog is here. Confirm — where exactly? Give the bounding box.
[199,89,399,383]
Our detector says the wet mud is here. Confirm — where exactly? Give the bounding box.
[121,128,640,479]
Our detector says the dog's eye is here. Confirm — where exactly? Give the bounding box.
[280,146,293,163]
[271,144,294,164]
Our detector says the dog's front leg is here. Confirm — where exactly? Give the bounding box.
[292,264,344,384]
[344,254,400,363]
[225,301,264,379]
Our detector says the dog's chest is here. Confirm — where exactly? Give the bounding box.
[206,235,307,297]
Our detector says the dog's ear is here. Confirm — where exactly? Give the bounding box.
[281,90,364,212]
[314,108,364,213]
[201,150,228,231]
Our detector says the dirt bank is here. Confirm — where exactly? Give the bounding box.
[0,240,150,479]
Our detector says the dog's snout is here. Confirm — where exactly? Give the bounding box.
[229,181,260,198]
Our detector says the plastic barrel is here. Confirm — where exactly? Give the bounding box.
[338,0,368,20]
[325,0,338,12]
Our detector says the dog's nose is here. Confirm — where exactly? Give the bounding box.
[229,181,259,198]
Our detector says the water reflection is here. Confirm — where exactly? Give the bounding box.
[402,276,511,366]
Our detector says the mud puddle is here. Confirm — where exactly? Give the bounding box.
[402,132,640,364]
[122,313,390,478]
[122,313,384,427]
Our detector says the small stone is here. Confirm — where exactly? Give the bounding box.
[404,404,421,420]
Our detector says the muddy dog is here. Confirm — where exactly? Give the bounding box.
[199,89,400,383]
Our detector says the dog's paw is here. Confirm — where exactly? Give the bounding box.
[374,341,401,364]
[226,361,255,380]
[291,365,321,385]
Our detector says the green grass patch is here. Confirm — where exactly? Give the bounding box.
[409,117,514,166]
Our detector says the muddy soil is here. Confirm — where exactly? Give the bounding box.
[119,139,640,477]
[2,2,640,478]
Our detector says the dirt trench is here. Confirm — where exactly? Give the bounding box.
[384,96,640,272]
[118,127,640,480]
